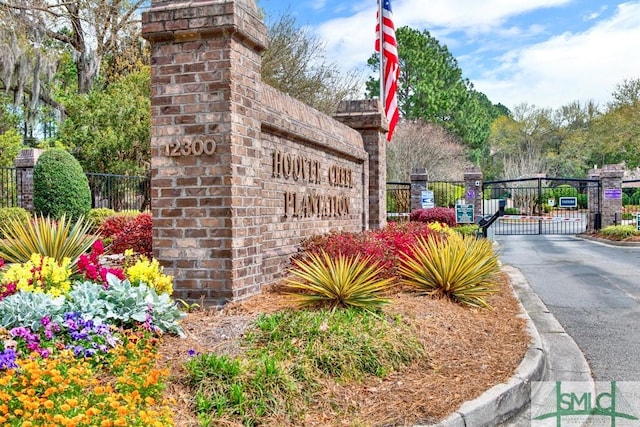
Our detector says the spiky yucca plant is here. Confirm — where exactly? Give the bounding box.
[285,250,394,310]
[399,233,500,309]
[0,214,97,273]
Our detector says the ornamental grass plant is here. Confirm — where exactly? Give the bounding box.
[399,233,500,309]
[285,250,394,310]
[0,215,97,273]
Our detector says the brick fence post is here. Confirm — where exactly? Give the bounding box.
[334,99,387,230]
[464,166,483,221]
[597,165,624,228]
[14,148,44,212]
[410,168,428,212]
[142,0,268,305]
[588,168,601,231]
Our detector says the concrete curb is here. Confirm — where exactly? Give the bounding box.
[418,264,592,427]
[574,234,640,247]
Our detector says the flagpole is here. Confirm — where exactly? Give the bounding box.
[378,0,385,109]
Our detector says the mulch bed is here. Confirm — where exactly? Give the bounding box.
[158,273,530,426]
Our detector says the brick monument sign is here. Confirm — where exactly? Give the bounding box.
[142,0,387,306]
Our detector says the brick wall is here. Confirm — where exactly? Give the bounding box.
[143,0,386,306]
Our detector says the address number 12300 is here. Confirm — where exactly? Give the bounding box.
[165,138,216,156]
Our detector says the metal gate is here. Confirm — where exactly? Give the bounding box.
[482,177,601,235]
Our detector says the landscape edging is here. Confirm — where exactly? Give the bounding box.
[416,265,546,427]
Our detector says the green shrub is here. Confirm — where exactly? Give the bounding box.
[504,207,520,215]
[399,233,500,309]
[431,183,464,207]
[0,207,30,238]
[454,224,480,236]
[33,148,91,221]
[600,225,640,240]
[87,207,116,232]
[553,185,578,199]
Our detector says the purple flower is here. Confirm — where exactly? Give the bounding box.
[0,348,18,370]
[188,349,197,357]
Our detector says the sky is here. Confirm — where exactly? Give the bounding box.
[257,0,640,112]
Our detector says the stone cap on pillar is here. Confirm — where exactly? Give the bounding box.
[142,0,267,52]
[464,166,482,180]
[14,148,44,168]
[600,164,624,178]
[334,99,387,131]
[410,167,428,181]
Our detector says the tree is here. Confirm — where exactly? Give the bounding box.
[386,120,470,182]
[487,104,551,179]
[366,26,503,154]
[608,78,640,110]
[261,13,363,115]
[57,68,150,175]
[0,0,145,95]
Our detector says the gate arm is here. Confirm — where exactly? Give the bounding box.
[477,199,506,238]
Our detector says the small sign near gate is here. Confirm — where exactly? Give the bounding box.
[455,204,474,224]
[421,190,435,209]
[637,213,640,231]
[558,197,577,208]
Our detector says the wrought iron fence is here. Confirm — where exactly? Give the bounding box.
[86,173,151,212]
[426,181,465,208]
[622,179,640,223]
[0,167,20,208]
[386,182,411,221]
[0,168,150,212]
[386,180,466,221]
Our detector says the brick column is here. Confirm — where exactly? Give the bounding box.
[410,168,428,212]
[598,165,624,228]
[334,99,386,230]
[14,148,44,212]
[588,168,601,231]
[142,0,267,305]
[464,166,483,221]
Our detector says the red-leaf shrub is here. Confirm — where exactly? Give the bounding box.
[100,212,152,257]
[297,222,438,278]
[410,208,457,226]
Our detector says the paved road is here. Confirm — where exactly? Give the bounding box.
[497,235,640,381]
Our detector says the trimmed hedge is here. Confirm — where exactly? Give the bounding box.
[33,149,91,220]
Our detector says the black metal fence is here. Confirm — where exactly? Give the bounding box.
[0,168,150,212]
[621,179,640,224]
[386,182,411,221]
[482,177,599,235]
[86,173,151,212]
[0,167,21,208]
[386,181,466,221]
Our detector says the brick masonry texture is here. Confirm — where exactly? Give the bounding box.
[143,0,387,306]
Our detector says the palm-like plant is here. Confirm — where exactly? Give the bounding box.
[0,214,98,273]
[285,250,395,310]
[399,233,500,309]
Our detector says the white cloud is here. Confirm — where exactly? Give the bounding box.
[309,0,640,111]
[476,2,640,110]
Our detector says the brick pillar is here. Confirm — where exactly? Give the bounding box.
[334,99,386,230]
[142,0,267,305]
[598,165,624,228]
[14,148,44,212]
[464,166,483,221]
[410,168,428,212]
[588,168,601,231]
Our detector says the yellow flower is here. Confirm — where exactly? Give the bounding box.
[126,256,174,295]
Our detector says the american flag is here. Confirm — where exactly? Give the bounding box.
[375,0,399,142]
